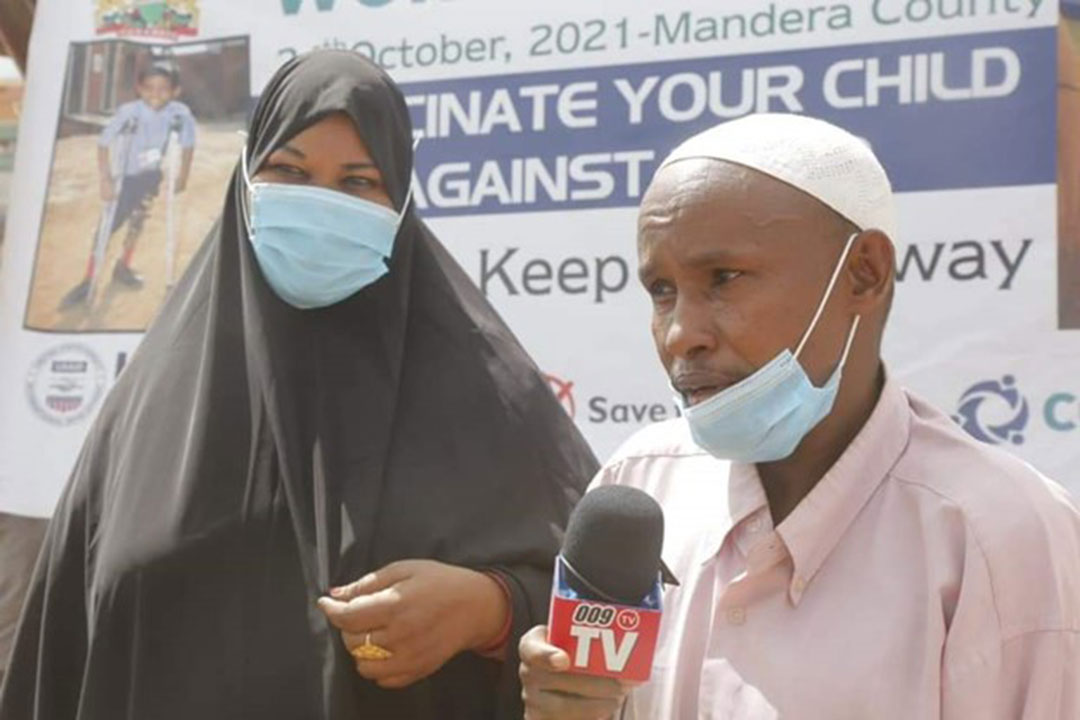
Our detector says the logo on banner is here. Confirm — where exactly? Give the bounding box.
[95,0,200,38]
[26,344,107,427]
[952,375,1080,442]
[545,374,577,419]
[544,372,679,426]
[953,375,1029,446]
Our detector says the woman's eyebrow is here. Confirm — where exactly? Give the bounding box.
[278,144,304,158]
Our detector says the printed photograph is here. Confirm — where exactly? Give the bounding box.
[23,34,249,332]
[1060,6,1080,329]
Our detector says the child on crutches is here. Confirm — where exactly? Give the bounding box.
[60,62,195,309]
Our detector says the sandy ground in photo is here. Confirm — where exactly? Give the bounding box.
[24,124,243,332]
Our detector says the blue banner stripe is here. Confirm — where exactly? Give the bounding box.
[391,26,1054,217]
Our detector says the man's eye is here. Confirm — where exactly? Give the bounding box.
[647,280,675,299]
[713,270,742,286]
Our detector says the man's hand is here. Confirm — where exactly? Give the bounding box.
[317,560,509,689]
[519,625,632,720]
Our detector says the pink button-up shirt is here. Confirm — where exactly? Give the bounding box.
[593,375,1080,719]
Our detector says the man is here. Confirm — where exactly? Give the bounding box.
[519,114,1080,719]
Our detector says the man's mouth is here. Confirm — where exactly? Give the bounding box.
[672,373,739,407]
[684,387,720,406]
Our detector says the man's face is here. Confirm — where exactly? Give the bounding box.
[138,74,175,111]
[637,159,857,407]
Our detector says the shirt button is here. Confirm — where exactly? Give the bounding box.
[747,517,763,533]
[793,577,807,593]
[726,607,746,625]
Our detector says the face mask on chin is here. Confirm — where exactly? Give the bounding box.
[677,232,862,463]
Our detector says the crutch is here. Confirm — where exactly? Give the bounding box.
[88,116,139,303]
[162,115,183,290]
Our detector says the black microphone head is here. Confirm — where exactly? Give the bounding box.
[561,485,664,605]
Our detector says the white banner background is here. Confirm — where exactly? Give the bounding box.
[0,0,1074,517]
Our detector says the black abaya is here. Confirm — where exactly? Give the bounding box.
[0,51,596,719]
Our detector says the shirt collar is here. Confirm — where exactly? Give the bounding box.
[699,453,769,567]
[704,371,912,602]
[774,370,912,605]
[727,461,769,529]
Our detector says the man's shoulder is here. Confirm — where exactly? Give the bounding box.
[893,388,1080,629]
[893,388,1075,524]
[593,419,729,495]
[602,418,712,468]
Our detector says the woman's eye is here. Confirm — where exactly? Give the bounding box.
[267,163,306,179]
[343,175,377,189]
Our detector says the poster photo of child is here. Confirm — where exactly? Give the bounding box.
[1060,7,1080,330]
[23,35,250,333]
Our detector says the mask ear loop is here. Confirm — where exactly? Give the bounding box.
[239,146,256,240]
[397,135,421,224]
[794,231,861,363]
[834,315,862,370]
[240,134,421,237]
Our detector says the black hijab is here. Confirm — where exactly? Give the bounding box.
[0,51,596,719]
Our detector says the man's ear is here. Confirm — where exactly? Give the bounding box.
[847,229,894,313]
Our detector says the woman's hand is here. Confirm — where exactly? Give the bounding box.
[317,560,510,689]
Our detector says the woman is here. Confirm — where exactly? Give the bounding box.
[0,52,596,718]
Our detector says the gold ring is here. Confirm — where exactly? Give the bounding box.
[350,632,393,661]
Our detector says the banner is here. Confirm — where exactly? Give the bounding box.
[0,0,1074,517]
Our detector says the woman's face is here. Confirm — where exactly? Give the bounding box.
[253,112,394,209]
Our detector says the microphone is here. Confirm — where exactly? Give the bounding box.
[546,485,671,682]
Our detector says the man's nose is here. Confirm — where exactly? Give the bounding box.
[663,295,717,360]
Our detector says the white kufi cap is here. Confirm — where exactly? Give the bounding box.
[660,113,898,242]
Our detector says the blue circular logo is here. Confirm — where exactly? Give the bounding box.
[952,375,1029,445]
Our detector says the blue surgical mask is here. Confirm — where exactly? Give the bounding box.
[678,233,861,463]
[239,149,413,309]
